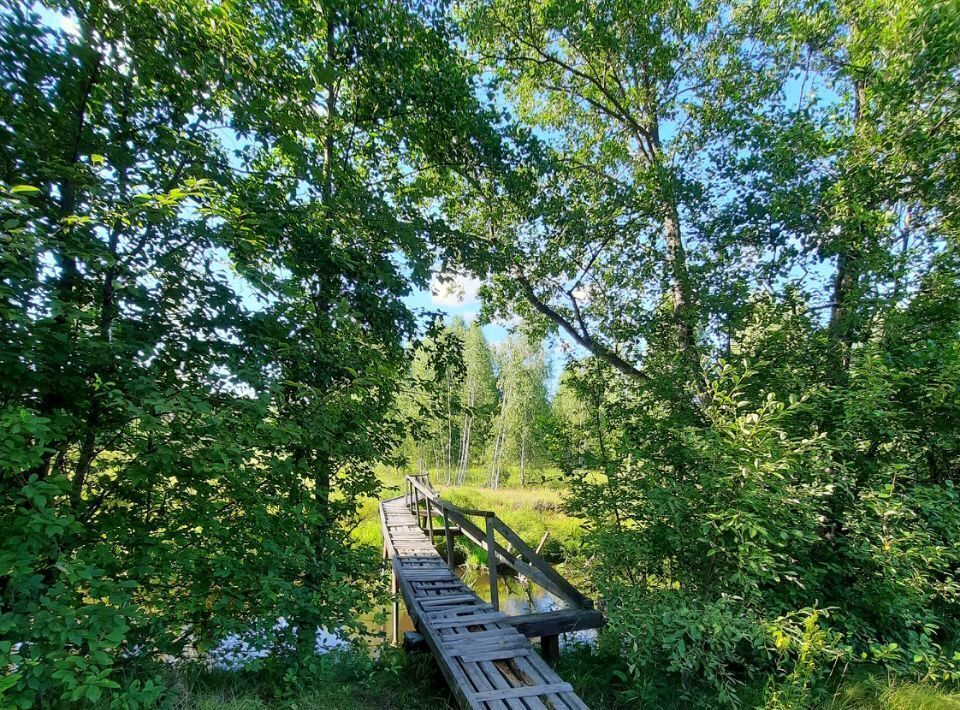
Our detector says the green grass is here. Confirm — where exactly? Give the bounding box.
[173,466,960,710]
[345,466,960,709]
[554,644,960,709]
[145,644,960,710]
[350,465,585,565]
[437,484,584,562]
[147,650,455,710]
[828,675,960,709]
[389,464,568,490]
[351,494,385,550]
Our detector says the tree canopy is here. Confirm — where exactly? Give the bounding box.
[2,0,960,706]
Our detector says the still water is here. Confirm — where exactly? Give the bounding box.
[364,566,598,650]
[209,567,596,669]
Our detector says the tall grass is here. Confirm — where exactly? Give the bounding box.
[437,484,584,562]
[350,465,585,566]
[150,649,455,710]
[828,675,960,710]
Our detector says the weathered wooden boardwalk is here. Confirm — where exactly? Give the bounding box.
[379,475,601,710]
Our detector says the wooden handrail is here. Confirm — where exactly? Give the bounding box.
[408,475,494,517]
[401,475,594,611]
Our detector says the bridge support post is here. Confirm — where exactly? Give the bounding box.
[413,487,421,529]
[443,509,455,568]
[426,498,434,544]
[540,635,559,665]
[486,516,499,612]
[391,568,399,646]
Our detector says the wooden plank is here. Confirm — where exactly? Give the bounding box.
[512,655,573,710]
[427,497,435,545]
[444,635,527,653]
[444,507,456,567]
[405,570,457,580]
[430,611,508,629]
[447,513,583,607]
[506,609,604,638]
[440,626,517,643]
[404,476,588,619]
[457,648,532,663]
[494,519,593,609]
[460,657,509,710]
[427,607,495,622]
[385,519,480,709]
[421,594,482,607]
[487,515,499,612]
[471,683,574,702]
[381,491,592,710]
[478,659,527,710]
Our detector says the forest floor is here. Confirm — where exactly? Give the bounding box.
[155,649,458,709]
[177,667,960,710]
[179,466,960,709]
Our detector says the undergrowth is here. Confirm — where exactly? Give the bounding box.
[117,648,454,710]
[556,644,960,709]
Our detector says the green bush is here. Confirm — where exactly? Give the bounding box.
[562,341,960,705]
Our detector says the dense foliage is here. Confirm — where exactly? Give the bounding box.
[3,0,960,706]
[451,0,960,704]
[0,0,499,704]
[397,319,552,487]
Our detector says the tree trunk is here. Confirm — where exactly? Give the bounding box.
[489,387,509,489]
[457,412,472,485]
[827,77,869,373]
[298,5,337,664]
[519,440,526,486]
[445,377,453,485]
[663,207,695,358]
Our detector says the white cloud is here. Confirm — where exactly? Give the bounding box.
[429,272,481,307]
[571,283,593,303]
[491,314,521,329]
[59,16,80,37]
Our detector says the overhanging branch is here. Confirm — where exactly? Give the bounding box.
[518,276,649,381]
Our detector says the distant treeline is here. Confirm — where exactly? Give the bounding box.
[394,318,550,488]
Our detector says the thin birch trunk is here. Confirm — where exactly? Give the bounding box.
[519,441,526,486]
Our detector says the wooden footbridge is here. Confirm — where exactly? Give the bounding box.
[379,474,603,710]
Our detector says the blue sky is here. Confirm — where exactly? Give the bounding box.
[31,1,847,394]
[405,274,573,393]
[404,274,505,341]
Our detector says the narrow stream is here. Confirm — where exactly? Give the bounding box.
[210,568,597,669]
[364,566,598,650]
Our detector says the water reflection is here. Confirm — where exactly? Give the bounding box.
[365,567,598,650]
[209,567,597,669]
[208,618,350,670]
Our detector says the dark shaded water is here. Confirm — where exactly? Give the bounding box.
[365,566,598,650]
[209,567,597,669]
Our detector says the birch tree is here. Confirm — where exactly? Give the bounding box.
[456,320,498,484]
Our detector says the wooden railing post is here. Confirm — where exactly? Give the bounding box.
[426,497,435,545]
[391,567,399,646]
[541,635,559,665]
[443,508,455,568]
[486,515,499,612]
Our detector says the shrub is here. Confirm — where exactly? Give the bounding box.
[561,347,960,705]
